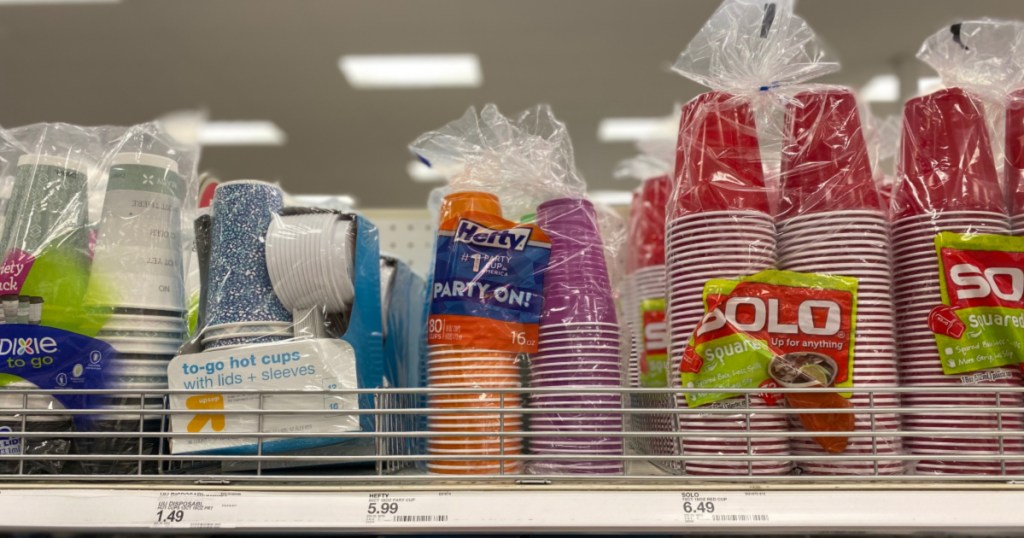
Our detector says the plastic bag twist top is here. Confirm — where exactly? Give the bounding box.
[672,0,837,94]
[614,154,671,182]
[918,19,1024,103]
[410,104,586,220]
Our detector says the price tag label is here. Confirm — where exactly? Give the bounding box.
[153,491,242,529]
[363,491,452,525]
[680,491,770,525]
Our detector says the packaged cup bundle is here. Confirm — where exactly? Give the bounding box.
[0,120,200,474]
[616,153,672,389]
[668,0,842,475]
[167,184,395,459]
[617,158,677,463]
[774,88,904,475]
[412,105,625,475]
[891,21,1024,476]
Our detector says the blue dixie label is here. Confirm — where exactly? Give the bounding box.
[0,325,116,430]
[430,215,551,352]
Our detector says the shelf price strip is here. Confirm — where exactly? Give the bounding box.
[1,489,1024,531]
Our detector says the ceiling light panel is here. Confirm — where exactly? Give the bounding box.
[340,54,482,89]
[198,121,286,146]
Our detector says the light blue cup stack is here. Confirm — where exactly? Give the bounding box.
[204,180,293,349]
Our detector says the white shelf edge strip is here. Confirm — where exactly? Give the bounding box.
[3,488,1024,531]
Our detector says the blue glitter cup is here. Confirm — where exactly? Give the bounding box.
[205,180,292,348]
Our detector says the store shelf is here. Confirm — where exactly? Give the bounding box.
[2,386,1024,533]
[3,482,1024,533]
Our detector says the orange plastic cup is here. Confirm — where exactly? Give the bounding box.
[438,191,503,228]
[427,460,523,475]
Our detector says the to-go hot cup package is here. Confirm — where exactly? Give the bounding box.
[0,119,201,474]
[411,105,627,475]
[168,193,415,456]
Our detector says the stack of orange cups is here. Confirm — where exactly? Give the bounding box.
[427,192,525,475]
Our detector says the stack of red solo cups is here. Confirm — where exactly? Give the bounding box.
[776,88,904,475]
[622,176,676,461]
[628,175,671,385]
[1007,88,1024,235]
[667,92,789,476]
[892,87,1024,475]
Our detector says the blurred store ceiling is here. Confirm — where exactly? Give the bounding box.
[0,0,1022,207]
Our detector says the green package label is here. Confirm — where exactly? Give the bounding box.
[679,270,858,408]
[639,298,668,387]
[933,232,1024,374]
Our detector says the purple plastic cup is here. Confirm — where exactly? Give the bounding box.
[537,198,618,326]
[527,461,624,475]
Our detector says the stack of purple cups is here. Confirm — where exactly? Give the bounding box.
[528,198,625,475]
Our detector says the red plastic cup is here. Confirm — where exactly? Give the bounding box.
[636,175,671,268]
[778,88,881,220]
[673,91,769,215]
[893,87,1004,219]
[1006,88,1024,219]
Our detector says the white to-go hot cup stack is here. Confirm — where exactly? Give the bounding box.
[265,212,356,339]
[775,88,904,475]
[893,87,1024,475]
[667,92,789,476]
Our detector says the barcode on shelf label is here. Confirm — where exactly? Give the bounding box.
[713,514,769,522]
[394,515,449,522]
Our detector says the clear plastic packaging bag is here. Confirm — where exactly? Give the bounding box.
[0,118,200,474]
[893,19,1024,476]
[410,105,625,475]
[668,0,905,475]
[168,191,394,460]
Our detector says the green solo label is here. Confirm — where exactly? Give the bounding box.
[932,232,1024,375]
[639,298,667,387]
[679,270,858,408]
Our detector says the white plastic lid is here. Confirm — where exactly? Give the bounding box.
[110,152,179,174]
[17,153,91,176]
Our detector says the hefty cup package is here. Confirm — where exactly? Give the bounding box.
[890,20,1024,476]
[0,119,201,474]
[411,105,626,475]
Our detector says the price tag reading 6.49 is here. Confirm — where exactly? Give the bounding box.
[683,501,715,514]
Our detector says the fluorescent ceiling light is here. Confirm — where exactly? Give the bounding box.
[407,160,447,183]
[918,76,943,95]
[339,54,481,89]
[598,117,677,143]
[860,74,900,103]
[198,121,286,146]
[589,190,634,206]
[292,194,357,211]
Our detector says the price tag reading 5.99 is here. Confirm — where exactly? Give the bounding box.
[368,501,399,515]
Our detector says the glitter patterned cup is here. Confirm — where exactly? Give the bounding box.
[205,180,292,348]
